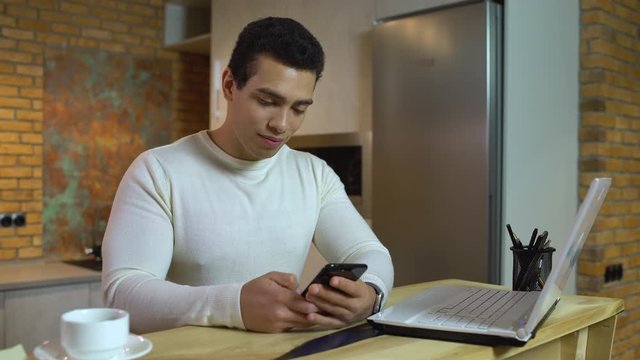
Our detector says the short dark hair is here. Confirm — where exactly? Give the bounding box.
[228,17,325,89]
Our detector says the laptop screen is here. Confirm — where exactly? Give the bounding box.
[524,177,611,333]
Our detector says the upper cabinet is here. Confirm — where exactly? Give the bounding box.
[164,0,211,54]
[208,0,376,136]
[165,1,456,135]
[208,0,287,131]
[285,0,374,136]
[374,0,466,19]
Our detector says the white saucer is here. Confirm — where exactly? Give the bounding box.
[34,334,153,360]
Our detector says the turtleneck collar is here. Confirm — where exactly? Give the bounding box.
[197,130,283,172]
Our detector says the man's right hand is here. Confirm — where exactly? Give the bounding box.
[240,271,319,332]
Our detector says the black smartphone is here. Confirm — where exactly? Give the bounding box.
[301,263,368,296]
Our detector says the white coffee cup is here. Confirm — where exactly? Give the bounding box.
[60,308,129,360]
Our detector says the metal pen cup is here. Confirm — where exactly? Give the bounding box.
[511,246,555,291]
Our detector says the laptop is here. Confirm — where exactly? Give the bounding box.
[368,177,611,346]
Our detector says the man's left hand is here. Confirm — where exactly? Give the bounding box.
[303,276,376,328]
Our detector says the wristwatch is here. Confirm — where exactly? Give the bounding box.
[366,282,384,314]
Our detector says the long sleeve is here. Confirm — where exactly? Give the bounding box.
[313,164,394,306]
[101,152,244,334]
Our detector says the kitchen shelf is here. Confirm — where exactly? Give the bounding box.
[164,0,210,54]
[165,33,210,54]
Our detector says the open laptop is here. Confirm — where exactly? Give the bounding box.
[368,177,611,346]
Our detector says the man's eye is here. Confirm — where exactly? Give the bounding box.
[257,98,275,106]
[292,108,306,116]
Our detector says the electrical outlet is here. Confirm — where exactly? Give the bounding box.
[0,213,12,227]
[0,213,26,227]
[604,263,623,283]
[12,213,26,227]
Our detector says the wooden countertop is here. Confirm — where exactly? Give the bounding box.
[0,259,100,291]
[143,279,624,359]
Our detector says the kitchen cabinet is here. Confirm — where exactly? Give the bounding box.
[4,283,93,352]
[374,0,466,19]
[0,292,4,351]
[2,281,103,353]
[208,0,287,130]
[286,0,374,135]
[89,281,103,308]
[164,0,211,54]
[0,261,102,352]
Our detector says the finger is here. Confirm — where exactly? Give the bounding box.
[272,306,316,330]
[283,316,315,330]
[269,272,299,290]
[307,283,351,307]
[288,296,320,314]
[310,295,355,320]
[306,312,347,329]
[329,276,361,297]
[305,283,328,296]
[306,286,357,319]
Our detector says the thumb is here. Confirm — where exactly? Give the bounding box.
[268,271,299,290]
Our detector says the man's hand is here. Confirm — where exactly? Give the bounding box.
[240,271,319,333]
[304,276,377,328]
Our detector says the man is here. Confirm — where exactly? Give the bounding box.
[102,17,394,334]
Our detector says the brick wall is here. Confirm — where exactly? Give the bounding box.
[0,0,209,260]
[578,0,639,358]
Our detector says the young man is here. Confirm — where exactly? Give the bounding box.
[102,17,394,334]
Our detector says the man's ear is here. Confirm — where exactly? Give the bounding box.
[222,68,235,101]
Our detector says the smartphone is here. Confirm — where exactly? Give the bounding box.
[301,263,368,296]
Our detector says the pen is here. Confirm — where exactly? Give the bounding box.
[506,224,523,249]
[533,231,548,251]
[528,228,538,248]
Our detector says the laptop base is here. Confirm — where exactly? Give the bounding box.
[368,320,527,347]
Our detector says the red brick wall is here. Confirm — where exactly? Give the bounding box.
[173,52,210,140]
[578,0,639,358]
[0,0,209,260]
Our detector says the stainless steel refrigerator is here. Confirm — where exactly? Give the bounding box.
[372,0,503,286]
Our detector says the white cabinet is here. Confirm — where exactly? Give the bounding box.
[2,281,102,353]
[0,292,4,351]
[89,281,103,308]
[374,0,467,20]
[286,0,374,135]
[208,0,287,130]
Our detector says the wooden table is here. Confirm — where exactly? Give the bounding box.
[142,279,623,359]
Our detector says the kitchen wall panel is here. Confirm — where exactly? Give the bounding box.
[42,50,172,258]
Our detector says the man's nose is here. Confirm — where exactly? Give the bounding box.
[268,110,287,134]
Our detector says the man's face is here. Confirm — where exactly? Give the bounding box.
[219,56,316,161]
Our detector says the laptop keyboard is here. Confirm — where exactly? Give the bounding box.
[415,288,527,329]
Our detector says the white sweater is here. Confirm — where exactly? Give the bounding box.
[102,131,393,333]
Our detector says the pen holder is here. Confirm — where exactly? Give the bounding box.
[511,246,555,291]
